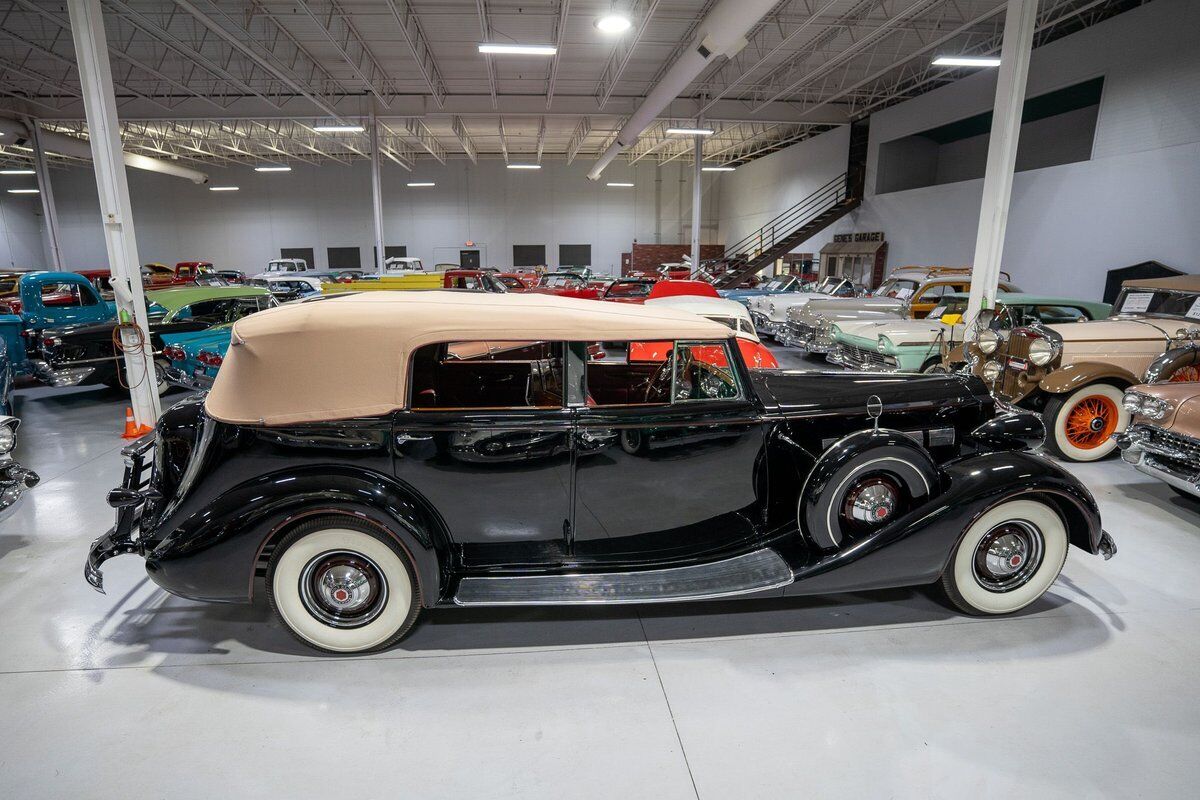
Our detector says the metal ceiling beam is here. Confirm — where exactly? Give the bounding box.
[382,0,447,107]
[545,0,571,110]
[449,116,477,163]
[293,0,396,107]
[565,117,590,164]
[476,0,498,109]
[594,0,661,108]
[399,118,446,163]
[498,116,509,163]
[536,116,546,163]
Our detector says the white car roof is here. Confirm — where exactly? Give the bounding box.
[646,295,751,322]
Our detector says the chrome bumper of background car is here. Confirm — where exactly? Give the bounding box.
[1115,425,1200,499]
[0,458,39,523]
[30,360,96,388]
[832,344,899,372]
[749,311,780,337]
[85,433,156,593]
[164,365,214,390]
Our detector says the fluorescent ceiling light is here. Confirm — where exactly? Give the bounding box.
[606,182,634,187]
[932,55,1001,67]
[254,165,292,172]
[595,13,632,34]
[0,169,35,175]
[701,166,736,172]
[479,43,557,56]
[312,124,365,133]
[208,185,239,191]
[666,127,714,136]
[7,188,39,194]
[506,164,541,170]
[407,182,435,187]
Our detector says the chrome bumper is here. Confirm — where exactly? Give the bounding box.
[30,359,97,388]
[0,458,39,523]
[85,433,155,593]
[164,365,214,390]
[749,311,781,338]
[1115,425,1200,499]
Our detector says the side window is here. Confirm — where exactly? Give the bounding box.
[410,341,564,410]
[673,341,743,402]
[40,282,99,308]
[582,339,742,406]
[916,283,949,303]
[175,298,235,323]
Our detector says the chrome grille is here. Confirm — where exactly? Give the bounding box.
[837,344,897,371]
[997,333,1034,399]
[1141,424,1200,461]
[787,321,815,342]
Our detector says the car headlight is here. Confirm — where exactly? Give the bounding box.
[977,329,1000,355]
[982,361,1002,382]
[877,336,892,353]
[0,422,15,455]
[1123,390,1170,420]
[1027,337,1058,366]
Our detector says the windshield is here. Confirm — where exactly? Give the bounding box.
[875,278,919,299]
[1113,288,1200,321]
[816,277,844,295]
[606,281,653,298]
[266,261,298,272]
[541,275,582,288]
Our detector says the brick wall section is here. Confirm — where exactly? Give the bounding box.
[627,244,724,275]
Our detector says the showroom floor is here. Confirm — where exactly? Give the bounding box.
[3,349,1199,798]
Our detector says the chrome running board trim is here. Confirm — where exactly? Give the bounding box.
[453,548,794,606]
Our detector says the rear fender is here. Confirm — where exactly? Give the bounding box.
[1041,362,1137,395]
[144,466,450,606]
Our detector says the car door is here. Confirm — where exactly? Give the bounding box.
[570,338,768,564]
[391,339,574,568]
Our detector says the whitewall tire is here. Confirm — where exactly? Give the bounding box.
[267,517,421,653]
[942,499,1068,615]
[1042,383,1127,462]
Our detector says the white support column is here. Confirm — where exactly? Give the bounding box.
[28,122,63,270]
[369,110,385,272]
[964,0,1038,336]
[690,134,702,271]
[67,0,160,426]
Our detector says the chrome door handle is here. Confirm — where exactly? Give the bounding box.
[395,434,434,444]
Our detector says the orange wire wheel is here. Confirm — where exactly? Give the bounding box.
[1064,395,1119,449]
[1168,365,1200,383]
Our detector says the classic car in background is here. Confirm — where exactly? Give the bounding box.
[382,257,427,275]
[969,275,1200,462]
[718,273,806,305]
[0,319,16,415]
[1117,381,1200,501]
[161,326,237,390]
[38,285,274,393]
[86,291,1115,653]
[747,276,868,339]
[326,269,508,294]
[496,273,532,291]
[247,274,323,301]
[215,269,246,284]
[143,261,222,287]
[5,273,117,376]
[644,294,779,369]
[529,271,603,299]
[831,292,1112,374]
[600,278,657,303]
[253,258,316,279]
[0,414,38,524]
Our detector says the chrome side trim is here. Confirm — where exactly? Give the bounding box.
[452,548,793,606]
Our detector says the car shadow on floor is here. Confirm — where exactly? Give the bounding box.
[94,580,1113,671]
[1111,479,1200,527]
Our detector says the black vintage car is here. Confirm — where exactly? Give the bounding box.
[86,292,1116,653]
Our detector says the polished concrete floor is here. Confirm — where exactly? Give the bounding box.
[2,351,1199,799]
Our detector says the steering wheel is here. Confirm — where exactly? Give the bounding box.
[640,357,673,403]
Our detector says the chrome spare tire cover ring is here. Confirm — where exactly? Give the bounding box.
[971,520,1044,593]
[299,550,389,629]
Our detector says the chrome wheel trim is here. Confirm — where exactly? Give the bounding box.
[971,520,1044,593]
[298,550,389,628]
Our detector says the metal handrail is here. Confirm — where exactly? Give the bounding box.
[723,172,848,261]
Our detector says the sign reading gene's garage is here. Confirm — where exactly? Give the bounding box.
[832,231,885,244]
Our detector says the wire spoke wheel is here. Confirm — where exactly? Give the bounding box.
[1169,365,1200,383]
[1064,395,1118,449]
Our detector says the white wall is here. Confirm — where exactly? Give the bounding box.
[28,156,720,276]
[718,0,1200,300]
[0,192,44,270]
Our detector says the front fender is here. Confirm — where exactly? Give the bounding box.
[1041,362,1138,395]
[144,466,449,606]
[787,450,1102,595]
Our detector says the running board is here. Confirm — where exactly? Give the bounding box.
[453,548,793,606]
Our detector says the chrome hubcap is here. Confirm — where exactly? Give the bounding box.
[841,475,901,528]
[972,521,1044,592]
[299,551,388,628]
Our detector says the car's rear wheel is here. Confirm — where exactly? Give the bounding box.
[104,358,169,396]
[267,515,421,653]
[1042,383,1127,461]
[920,356,948,373]
[942,499,1068,615]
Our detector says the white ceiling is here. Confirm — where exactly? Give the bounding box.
[0,0,1150,171]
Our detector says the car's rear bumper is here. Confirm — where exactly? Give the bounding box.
[84,433,155,593]
[30,359,97,388]
[165,365,214,390]
[0,457,39,524]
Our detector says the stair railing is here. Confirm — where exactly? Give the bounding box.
[721,172,849,264]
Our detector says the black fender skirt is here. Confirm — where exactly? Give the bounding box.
[784,449,1103,596]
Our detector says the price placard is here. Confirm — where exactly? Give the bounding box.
[1121,292,1153,313]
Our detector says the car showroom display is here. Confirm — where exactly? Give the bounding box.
[970,275,1200,462]
[746,276,868,338]
[830,292,1112,373]
[85,291,1115,654]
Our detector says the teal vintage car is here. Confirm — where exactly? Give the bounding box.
[161,324,236,389]
[830,291,1112,373]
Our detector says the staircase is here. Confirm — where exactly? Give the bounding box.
[712,117,870,289]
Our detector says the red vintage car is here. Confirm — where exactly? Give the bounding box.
[529,272,602,300]
[647,279,720,300]
[601,278,658,304]
[143,261,221,287]
[496,273,532,292]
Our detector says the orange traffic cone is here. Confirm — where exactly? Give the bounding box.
[121,407,154,439]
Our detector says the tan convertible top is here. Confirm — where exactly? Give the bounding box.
[1123,274,1200,291]
[205,290,734,425]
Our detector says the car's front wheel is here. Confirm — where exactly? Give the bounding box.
[942,499,1068,615]
[267,516,421,653]
[1042,382,1128,461]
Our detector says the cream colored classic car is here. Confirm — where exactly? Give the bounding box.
[1116,381,1200,500]
[971,275,1200,462]
[746,276,865,338]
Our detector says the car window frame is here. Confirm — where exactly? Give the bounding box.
[407,339,567,412]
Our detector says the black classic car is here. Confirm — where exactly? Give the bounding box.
[86,292,1115,653]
